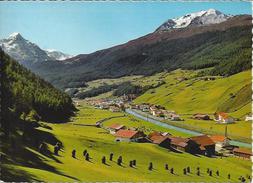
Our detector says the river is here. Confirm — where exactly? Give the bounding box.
[125,109,251,148]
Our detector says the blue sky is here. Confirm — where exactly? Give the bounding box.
[0,2,251,55]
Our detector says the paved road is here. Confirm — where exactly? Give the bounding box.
[125,109,251,148]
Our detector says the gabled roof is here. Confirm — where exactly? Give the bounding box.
[210,135,229,142]
[148,131,162,138]
[169,136,190,147]
[109,123,125,130]
[233,148,252,155]
[115,130,139,138]
[190,135,215,147]
[152,136,170,144]
[217,112,229,119]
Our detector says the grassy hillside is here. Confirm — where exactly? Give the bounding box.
[1,50,76,181]
[2,105,251,182]
[134,70,251,117]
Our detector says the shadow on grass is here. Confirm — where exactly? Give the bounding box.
[1,164,41,182]
[1,124,80,182]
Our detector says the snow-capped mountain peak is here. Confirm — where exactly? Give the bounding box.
[8,32,23,40]
[156,9,232,32]
[45,49,73,61]
[0,33,73,65]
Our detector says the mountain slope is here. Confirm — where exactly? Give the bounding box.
[0,33,52,65]
[134,70,251,118]
[1,49,75,125]
[0,33,72,66]
[29,15,251,89]
[1,49,76,181]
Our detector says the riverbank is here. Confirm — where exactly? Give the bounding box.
[125,109,251,148]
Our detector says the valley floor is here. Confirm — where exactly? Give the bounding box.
[3,103,251,182]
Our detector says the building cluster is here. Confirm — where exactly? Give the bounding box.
[107,123,251,159]
[130,103,182,121]
[86,98,252,123]
[87,99,124,112]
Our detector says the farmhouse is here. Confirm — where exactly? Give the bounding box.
[190,135,215,156]
[209,135,230,152]
[148,132,171,149]
[169,136,200,154]
[108,123,126,134]
[193,113,210,120]
[115,130,145,142]
[214,112,234,123]
[153,136,171,149]
[233,148,252,159]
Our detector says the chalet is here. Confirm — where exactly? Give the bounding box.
[209,135,230,152]
[154,136,171,149]
[193,113,210,120]
[214,112,234,124]
[115,130,145,142]
[190,135,215,156]
[148,132,171,149]
[108,123,126,134]
[169,136,200,154]
[233,148,252,159]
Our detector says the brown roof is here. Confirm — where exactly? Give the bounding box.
[169,137,190,148]
[190,135,215,147]
[210,135,229,143]
[233,148,252,155]
[109,123,125,130]
[152,136,169,144]
[148,131,162,138]
[217,112,229,119]
[115,130,139,138]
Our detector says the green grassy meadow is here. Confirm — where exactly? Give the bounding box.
[134,70,251,117]
[3,104,251,182]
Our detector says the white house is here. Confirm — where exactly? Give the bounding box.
[214,112,234,123]
[210,135,230,152]
[245,115,253,122]
[115,130,145,142]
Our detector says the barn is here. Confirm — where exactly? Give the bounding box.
[115,130,146,142]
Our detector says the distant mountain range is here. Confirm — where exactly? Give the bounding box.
[1,10,251,91]
[0,32,73,66]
